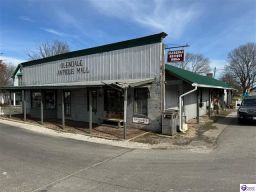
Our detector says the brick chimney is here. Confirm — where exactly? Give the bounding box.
[207,73,213,78]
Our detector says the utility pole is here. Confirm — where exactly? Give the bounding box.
[213,67,217,78]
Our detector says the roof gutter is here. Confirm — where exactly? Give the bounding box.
[195,83,234,90]
[179,83,198,132]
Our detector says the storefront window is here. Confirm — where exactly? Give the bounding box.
[44,91,56,109]
[64,91,71,116]
[134,88,148,116]
[31,91,41,108]
[104,89,123,113]
[15,92,22,105]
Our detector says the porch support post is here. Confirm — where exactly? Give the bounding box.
[226,90,229,106]
[9,90,11,118]
[227,90,231,106]
[40,90,43,124]
[123,87,128,140]
[13,92,16,106]
[89,89,92,134]
[208,89,211,117]
[22,90,26,121]
[61,90,65,129]
[0,91,3,105]
[196,90,199,124]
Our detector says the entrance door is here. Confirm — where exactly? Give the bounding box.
[104,89,123,118]
[64,91,71,117]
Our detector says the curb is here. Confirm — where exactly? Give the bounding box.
[0,113,235,151]
[0,118,210,151]
[0,118,152,149]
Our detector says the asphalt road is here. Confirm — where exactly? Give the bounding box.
[0,115,255,192]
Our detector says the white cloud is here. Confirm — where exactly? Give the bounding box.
[41,28,67,37]
[54,10,88,37]
[88,0,201,38]
[19,16,34,23]
[0,56,25,66]
[41,28,79,38]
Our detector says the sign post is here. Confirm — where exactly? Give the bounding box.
[167,50,185,62]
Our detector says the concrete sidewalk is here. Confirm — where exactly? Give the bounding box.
[190,111,236,148]
[0,112,235,150]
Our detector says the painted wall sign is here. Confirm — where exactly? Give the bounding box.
[133,117,150,125]
[167,50,185,62]
[57,59,89,75]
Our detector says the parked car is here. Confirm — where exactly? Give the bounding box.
[237,96,256,123]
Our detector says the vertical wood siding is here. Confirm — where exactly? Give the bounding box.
[22,43,161,86]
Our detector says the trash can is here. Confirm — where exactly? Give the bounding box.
[162,109,179,136]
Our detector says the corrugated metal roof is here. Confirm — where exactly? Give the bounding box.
[165,64,232,89]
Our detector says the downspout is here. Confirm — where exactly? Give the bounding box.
[179,83,198,132]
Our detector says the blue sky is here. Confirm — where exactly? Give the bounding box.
[0,0,256,76]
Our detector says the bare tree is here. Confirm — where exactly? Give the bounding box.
[220,71,242,93]
[189,53,211,75]
[226,43,256,93]
[27,40,70,60]
[172,52,211,75]
[172,53,191,70]
[0,60,15,86]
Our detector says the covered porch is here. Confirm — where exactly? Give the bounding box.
[0,114,146,140]
[0,78,154,139]
[164,64,234,133]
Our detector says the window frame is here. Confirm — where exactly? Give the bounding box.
[31,91,42,109]
[133,88,149,117]
[44,90,56,110]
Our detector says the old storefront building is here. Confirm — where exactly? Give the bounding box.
[2,33,167,132]
[0,32,233,135]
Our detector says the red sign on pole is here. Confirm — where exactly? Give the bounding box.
[167,50,185,62]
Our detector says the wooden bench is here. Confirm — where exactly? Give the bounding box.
[103,118,124,128]
[102,112,124,128]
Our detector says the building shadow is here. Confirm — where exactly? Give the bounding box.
[215,115,256,127]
